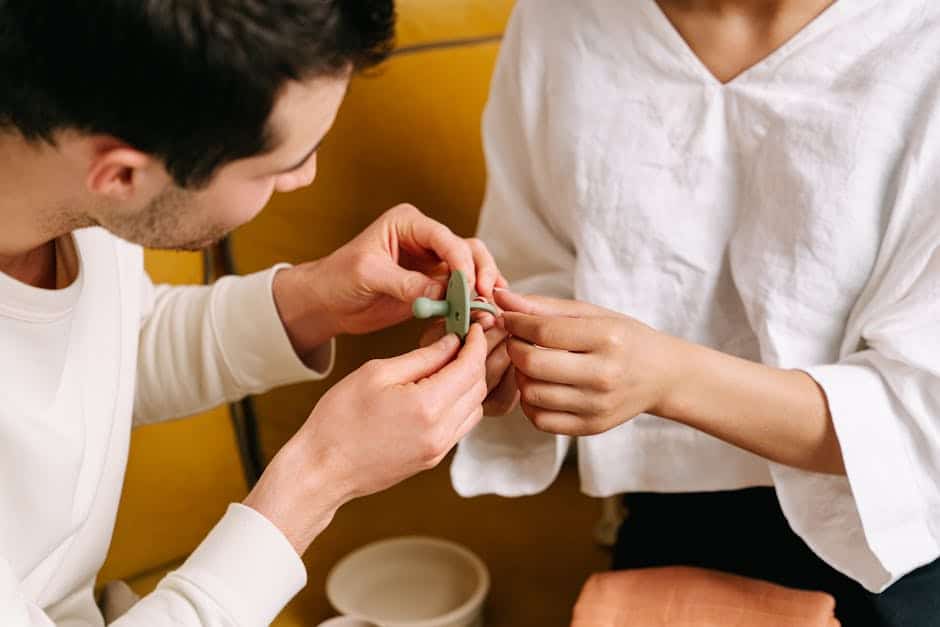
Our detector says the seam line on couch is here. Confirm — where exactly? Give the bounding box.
[392,34,502,57]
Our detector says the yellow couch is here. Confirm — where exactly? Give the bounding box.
[99,1,610,625]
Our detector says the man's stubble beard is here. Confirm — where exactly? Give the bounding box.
[97,184,230,252]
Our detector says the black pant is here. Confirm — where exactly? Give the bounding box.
[612,488,940,627]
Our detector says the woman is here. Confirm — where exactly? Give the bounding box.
[451,1,940,624]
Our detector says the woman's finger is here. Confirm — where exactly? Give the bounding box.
[506,337,605,388]
[484,365,520,416]
[516,374,593,415]
[519,400,587,436]
[494,290,603,318]
[503,312,607,352]
[485,342,512,391]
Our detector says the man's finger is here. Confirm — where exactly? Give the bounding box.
[494,290,601,318]
[419,320,447,348]
[503,312,604,352]
[396,207,476,285]
[449,376,488,425]
[419,324,487,405]
[466,237,501,299]
[430,374,487,447]
[387,265,447,303]
[383,333,461,384]
[421,316,501,352]
[451,406,485,444]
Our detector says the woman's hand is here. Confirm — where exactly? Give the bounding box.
[495,290,845,475]
[496,290,681,436]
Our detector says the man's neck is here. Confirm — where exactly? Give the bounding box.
[0,242,58,289]
[0,131,88,287]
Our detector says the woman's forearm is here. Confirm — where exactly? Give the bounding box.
[657,338,846,475]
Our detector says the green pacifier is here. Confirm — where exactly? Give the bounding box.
[412,270,499,339]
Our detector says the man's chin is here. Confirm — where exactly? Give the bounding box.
[170,236,225,252]
[145,225,233,251]
[109,230,228,252]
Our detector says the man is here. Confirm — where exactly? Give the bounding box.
[0,2,501,625]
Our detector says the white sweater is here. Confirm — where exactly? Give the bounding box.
[454,0,940,593]
[0,227,332,625]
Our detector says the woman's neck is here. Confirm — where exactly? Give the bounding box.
[663,0,825,17]
[656,0,836,83]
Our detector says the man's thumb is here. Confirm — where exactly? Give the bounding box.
[381,333,461,384]
[389,267,446,303]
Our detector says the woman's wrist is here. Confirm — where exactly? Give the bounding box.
[652,338,845,474]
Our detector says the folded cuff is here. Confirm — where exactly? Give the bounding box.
[170,503,307,626]
[774,361,940,591]
[211,264,335,395]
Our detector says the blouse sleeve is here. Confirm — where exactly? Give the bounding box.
[773,150,940,592]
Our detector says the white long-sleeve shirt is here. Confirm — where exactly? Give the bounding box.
[0,226,333,625]
[453,0,940,593]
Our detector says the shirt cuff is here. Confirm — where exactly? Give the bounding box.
[781,361,940,590]
[171,503,307,626]
[210,264,335,395]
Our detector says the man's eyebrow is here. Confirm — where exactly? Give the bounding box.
[279,135,326,174]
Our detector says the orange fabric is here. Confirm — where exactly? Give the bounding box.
[571,567,840,627]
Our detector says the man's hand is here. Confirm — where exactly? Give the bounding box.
[273,205,505,363]
[420,311,520,417]
[495,290,678,436]
[244,325,489,555]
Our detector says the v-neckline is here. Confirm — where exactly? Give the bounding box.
[644,0,848,87]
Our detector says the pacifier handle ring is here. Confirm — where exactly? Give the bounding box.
[411,270,499,339]
[469,301,499,316]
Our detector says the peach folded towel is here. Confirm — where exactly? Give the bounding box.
[571,567,840,627]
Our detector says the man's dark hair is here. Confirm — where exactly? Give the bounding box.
[0,1,395,187]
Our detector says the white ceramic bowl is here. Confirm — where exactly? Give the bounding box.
[326,537,490,627]
[317,618,379,627]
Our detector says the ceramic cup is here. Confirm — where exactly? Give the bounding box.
[326,537,489,627]
[317,618,380,627]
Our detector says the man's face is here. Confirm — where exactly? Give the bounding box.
[94,74,349,251]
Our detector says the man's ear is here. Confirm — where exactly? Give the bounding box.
[85,139,166,202]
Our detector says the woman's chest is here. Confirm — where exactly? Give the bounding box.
[544,67,911,355]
